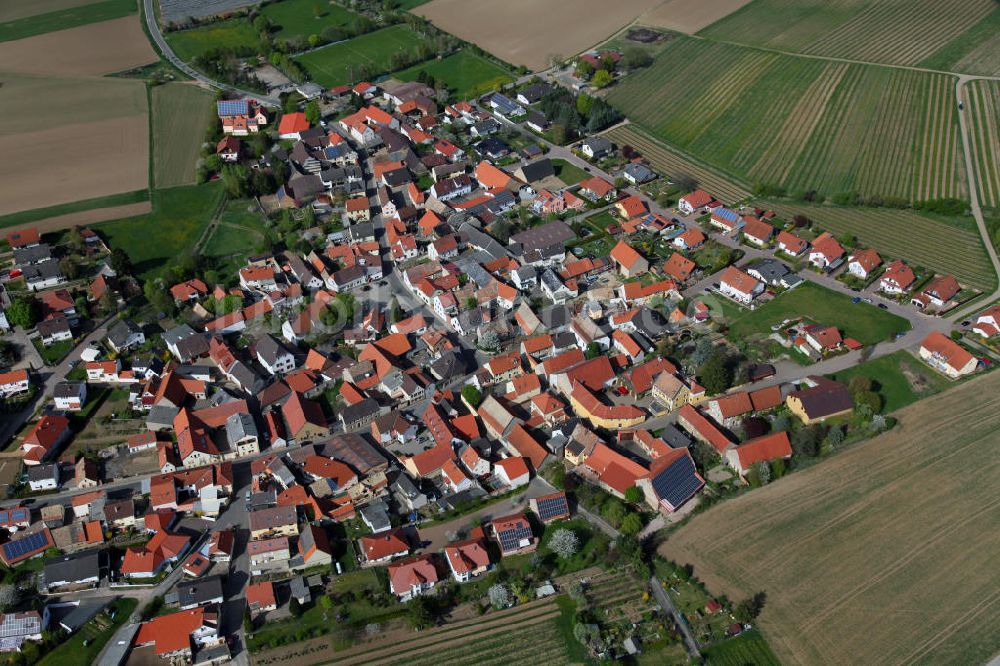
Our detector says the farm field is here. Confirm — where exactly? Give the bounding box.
[605,36,966,203]
[829,349,952,413]
[159,0,258,23]
[295,25,433,88]
[966,80,1000,209]
[639,0,753,33]
[726,282,910,344]
[260,0,360,41]
[97,183,224,279]
[416,0,664,71]
[0,0,135,42]
[0,191,150,230]
[0,15,157,76]
[604,125,751,204]
[662,370,1000,665]
[697,0,999,71]
[920,10,1000,76]
[151,83,216,188]
[0,74,149,216]
[394,50,513,99]
[164,18,260,62]
[701,630,780,666]
[764,201,995,290]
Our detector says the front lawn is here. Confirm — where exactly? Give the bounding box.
[726,282,910,345]
[551,159,589,186]
[38,597,137,666]
[33,338,73,365]
[829,349,951,413]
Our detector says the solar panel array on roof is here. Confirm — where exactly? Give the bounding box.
[0,614,40,639]
[651,456,703,510]
[535,495,569,522]
[217,100,249,117]
[497,524,532,552]
[2,531,49,561]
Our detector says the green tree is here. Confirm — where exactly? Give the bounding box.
[622,47,652,70]
[110,247,133,277]
[305,100,321,126]
[243,610,254,633]
[601,498,625,528]
[58,256,79,281]
[592,69,613,88]
[407,597,436,629]
[464,296,477,310]
[576,93,594,118]
[698,349,733,395]
[222,164,252,198]
[735,591,767,623]
[623,486,643,504]
[847,375,872,394]
[585,342,602,359]
[575,60,594,79]
[289,597,303,618]
[461,384,482,408]
[854,390,882,415]
[6,296,40,330]
[619,512,643,536]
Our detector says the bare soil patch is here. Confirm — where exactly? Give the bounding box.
[0,115,149,216]
[640,0,754,34]
[417,0,665,70]
[662,370,1000,665]
[0,15,156,76]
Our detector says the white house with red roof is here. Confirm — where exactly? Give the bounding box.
[0,369,29,399]
[847,249,882,279]
[879,259,916,294]
[972,305,1000,338]
[718,267,763,305]
[495,456,530,488]
[673,228,706,251]
[609,241,649,277]
[725,432,792,478]
[776,230,808,257]
[444,538,492,582]
[808,233,845,270]
[678,189,713,215]
[388,555,439,601]
[918,331,977,378]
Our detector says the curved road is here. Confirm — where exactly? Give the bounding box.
[142,0,281,107]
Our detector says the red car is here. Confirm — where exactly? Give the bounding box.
[615,386,628,395]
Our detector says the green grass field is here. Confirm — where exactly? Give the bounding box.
[0,0,135,42]
[151,83,216,188]
[395,50,512,99]
[261,0,360,41]
[605,125,751,204]
[698,0,998,71]
[164,18,260,62]
[726,282,910,344]
[551,158,589,186]
[202,199,273,275]
[764,201,995,290]
[97,183,223,279]
[966,80,1000,208]
[38,598,137,666]
[920,10,1000,76]
[606,35,965,203]
[702,629,780,666]
[830,349,951,413]
[295,24,433,87]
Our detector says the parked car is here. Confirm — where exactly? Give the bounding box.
[851,297,861,304]
[878,303,888,309]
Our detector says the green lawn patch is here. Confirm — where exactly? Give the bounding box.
[551,159,589,186]
[0,190,149,231]
[33,338,73,366]
[295,24,433,88]
[584,210,618,232]
[395,50,513,99]
[0,0,135,42]
[96,182,223,279]
[727,282,910,345]
[829,349,951,413]
[38,597,137,666]
[261,0,360,41]
[165,18,260,62]
[702,629,780,666]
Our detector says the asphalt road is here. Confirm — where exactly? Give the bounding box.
[141,0,280,108]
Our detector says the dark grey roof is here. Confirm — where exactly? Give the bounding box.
[13,244,52,266]
[429,350,466,380]
[624,162,656,182]
[27,463,58,482]
[583,136,612,152]
[519,83,553,103]
[316,432,386,475]
[660,424,691,449]
[23,260,63,283]
[226,412,259,446]
[256,335,291,366]
[517,158,555,184]
[43,549,106,586]
[49,599,108,632]
[53,381,84,399]
[176,575,225,607]
[36,315,71,337]
[511,220,574,253]
[107,319,142,348]
[339,398,380,427]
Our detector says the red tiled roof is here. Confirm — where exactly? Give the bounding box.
[733,432,792,469]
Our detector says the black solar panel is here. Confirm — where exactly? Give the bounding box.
[2,531,48,560]
[535,496,569,522]
[497,525,532,552]
[651,456,703,509]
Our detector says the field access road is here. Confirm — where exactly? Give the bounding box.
[950,75,1000,322]
[141,0,280,108]
[650,574,701,657]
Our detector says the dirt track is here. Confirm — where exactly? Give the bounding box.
[0,15,156,76]
[417,0,665,70]
[2,201,152,236]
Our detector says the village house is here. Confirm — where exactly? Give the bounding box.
[847,249,882,280]
[718,266,763,304]
[918,331,977,379]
